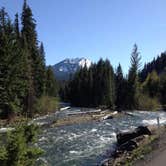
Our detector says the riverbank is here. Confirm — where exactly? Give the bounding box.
[7,109,165,165]
[52,110,118,127]
[135,125,166,166]
[103,125,166,166]
[2,109,166,165]
[0,108,118,129]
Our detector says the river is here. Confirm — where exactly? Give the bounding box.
[33,108,166,166]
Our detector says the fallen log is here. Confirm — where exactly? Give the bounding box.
[101,115,113,120]
[60,106,71,111]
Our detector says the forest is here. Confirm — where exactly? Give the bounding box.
[0,0,58,120]
[60,45,166,111]
[0,0,166,120]
[0,1,59,165]
[0,0,166,165]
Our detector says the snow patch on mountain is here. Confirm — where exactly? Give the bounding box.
[52,58,92,80]
[79,58,91,68]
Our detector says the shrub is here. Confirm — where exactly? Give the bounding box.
[138,94,160,111]
[34,96,59,114]
[0,124,44,166]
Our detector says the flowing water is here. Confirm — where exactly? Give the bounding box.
[33,109,166,166]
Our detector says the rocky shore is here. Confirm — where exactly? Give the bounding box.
[102,125,166,166]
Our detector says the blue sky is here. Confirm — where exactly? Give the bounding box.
[1,0,166,73]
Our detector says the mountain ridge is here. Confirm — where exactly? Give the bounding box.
[52,58,92,80]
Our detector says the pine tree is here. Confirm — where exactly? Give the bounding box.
[45,66,58,97]
[127,44,141,109]
[0,8,28,118]
[0,1,58,118]
[94,59,105,106]
[21,0,37,50]
[0,8,11,118]
[21,36,36,117]
[37,42,46,96]
[159,72,166,105]
[21,0,37,115]
[115,64,126,110]
[0,124,43,166]
[140,52,166,81]
[14,13,20,39]
[67,59,115,108]
[104,59,115,108]
[21,0,48,115]
[87,66,93,106]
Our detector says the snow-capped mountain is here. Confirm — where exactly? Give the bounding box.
[52,58,92,80]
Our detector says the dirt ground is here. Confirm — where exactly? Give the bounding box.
[135,127,166,166]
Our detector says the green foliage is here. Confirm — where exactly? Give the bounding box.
[0,1,58,118]
[124,135,159,166]
[127,44,141,109]
[142,70,159,98]
[0,124,44,166]
[138,94,160,111]
[45,66,58,97]
[115,64,127,110]
[34,96,59,114]
[0,0,165,118]
[0,8,28,118]
[159,72,166,105]
[140,52,166,82]
[0,147,7,162]
[65,59,115,108]
[138,70,161,111]
[60,43,166,111]
[21,1,47,99]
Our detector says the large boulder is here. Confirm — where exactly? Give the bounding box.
[117,126,151,145]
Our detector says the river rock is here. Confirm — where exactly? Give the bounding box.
[117,126,151,145]
[117,140,138,153]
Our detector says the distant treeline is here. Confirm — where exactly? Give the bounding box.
[0,0,58,119]
[60,45,166,111]
[140,52,166,81]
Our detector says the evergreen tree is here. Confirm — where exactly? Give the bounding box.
[22,1,46,98]
[67,59,115,108]
[45,66,58,97]
[14,13,20,39]
[87,66,93,106]
[140,52,166,81]
[21,0,37,115]
[115,64,126,110]
[104,59,115,108]
[0,124,43,166]
[21,36,36,117]
[0,8,12,118]
[0,8,26,118]
[127,44,141,109]
[159,72,166,105]
[0,1,58,118]
[21,0,47,115]
[36,42,46,97]
[21,0,37,50]
[93,59,106,106]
